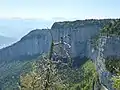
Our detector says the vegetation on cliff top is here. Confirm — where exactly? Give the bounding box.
[101,19,120,35]
[52,19,115,29]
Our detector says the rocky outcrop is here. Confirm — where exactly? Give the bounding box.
[92,36,120,90]
[104,36,120,57]
[0,29,52,61]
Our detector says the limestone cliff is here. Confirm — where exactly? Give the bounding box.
[0,19,112,62]
[0,19,120,90]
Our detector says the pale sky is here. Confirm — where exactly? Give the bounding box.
[0,0,120,20]
[0,0,120,38]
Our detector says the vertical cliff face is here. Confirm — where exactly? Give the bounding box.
[51,19,113,58]
[94,36,112,90]
[0,29,52,61]
[51,25,100,57]
[92,36,120,90]
[0,20,106,61]
[104,36,120,56]
[0,19,118,62]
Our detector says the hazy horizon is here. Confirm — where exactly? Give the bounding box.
[0,18,119,39]
[0,0,120,38]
